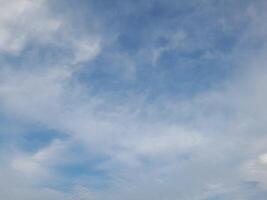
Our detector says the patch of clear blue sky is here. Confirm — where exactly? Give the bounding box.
[0,113,66,152]
[1,0,251,101]
[73,0,250,100]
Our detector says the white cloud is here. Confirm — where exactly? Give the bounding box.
[0,0,101,63]
[11,139,67,178]
[0,0,60,54]
[118,126,204,158]
[2,0,267,200]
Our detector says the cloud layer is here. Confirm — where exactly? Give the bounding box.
[1,0,267,199]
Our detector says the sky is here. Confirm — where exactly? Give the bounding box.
[1,0,267,199]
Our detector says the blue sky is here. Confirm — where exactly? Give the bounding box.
[1,0,267,199]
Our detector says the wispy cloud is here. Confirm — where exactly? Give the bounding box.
[1,0,267,199]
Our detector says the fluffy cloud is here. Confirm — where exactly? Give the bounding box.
[0,0,59,53]
[0,0,101,63]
